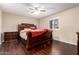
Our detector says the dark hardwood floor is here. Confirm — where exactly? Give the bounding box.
[0,39,77,55]
[53,40,77,55]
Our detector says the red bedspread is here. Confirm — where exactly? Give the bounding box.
[31,29,47,37]
[24,28,52,37]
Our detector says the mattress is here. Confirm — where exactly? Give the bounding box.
[20,30,27,40]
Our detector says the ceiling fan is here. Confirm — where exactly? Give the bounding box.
[26,3,54,15]
[28,4,47,15]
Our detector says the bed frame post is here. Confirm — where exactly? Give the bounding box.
[26,32,32,50]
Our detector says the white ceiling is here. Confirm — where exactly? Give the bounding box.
[0,3,79,19]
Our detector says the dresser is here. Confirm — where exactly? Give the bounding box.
[4,32,19,42]
[77,32,79,55]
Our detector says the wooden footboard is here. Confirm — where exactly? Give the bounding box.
[26,31,52,50]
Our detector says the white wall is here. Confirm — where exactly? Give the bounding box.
[0,9,2,44]
[39,6,79,45]
[2,12,39,32]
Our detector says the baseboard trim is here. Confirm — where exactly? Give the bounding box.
[53,39,77,46]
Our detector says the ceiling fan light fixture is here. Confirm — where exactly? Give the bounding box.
[32,11,40,15]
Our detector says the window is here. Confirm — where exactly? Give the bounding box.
[50,17,59,30]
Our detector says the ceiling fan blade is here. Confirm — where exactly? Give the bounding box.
[32,11,35,13]
[40,9,46,12]
[29,7,35,10]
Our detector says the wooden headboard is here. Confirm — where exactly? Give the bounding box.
[18,23,37,32]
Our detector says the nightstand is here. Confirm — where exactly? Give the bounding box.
[4,32,19,42]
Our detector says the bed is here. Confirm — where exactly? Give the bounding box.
[18,23,52,50]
